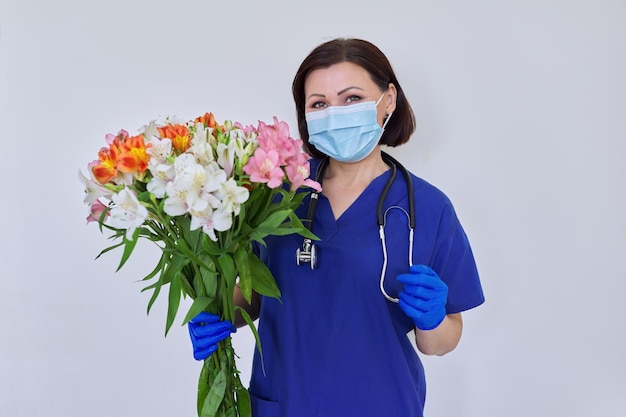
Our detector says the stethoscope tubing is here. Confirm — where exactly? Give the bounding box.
[297,151,416,303]
[380,152,415,229]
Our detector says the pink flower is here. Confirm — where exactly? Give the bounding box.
[285,152,322,192]
[233,121,255,135]
[243,148,284,188]
[87,199,109,224]
[242,124,256,136]
[105,129,129,145]
[256,117,298,165]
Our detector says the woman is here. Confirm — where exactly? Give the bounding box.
[188,38,485,417]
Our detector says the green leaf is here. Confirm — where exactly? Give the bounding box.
[139,252,167,282]
[236,386,251,417]
[201,367,227,417]
[267,225,305,236]
[232,370,252,417]
[97,207,114,233]
[247,252,281,300]
[244,186,271,223]
[94,240,125,260]
[233,246,252,304]
[217,253,237,289]
[136,190,152,203]
[288,188,310,206]
[175,237,214,270]
[289,211,320,240]
[248,225,302,243]
[179,269,197,299]
[143,278,163,316]
[233,203,246,234]
[116,228,142,271]
[161,253,190,285]
[201,268,218,300]
[201,235,224,256]
[181,296,214,326]
[142,252,189,316]
[236,306,266,376]
[179,217,202,250]
[256,208,291,229]
[140,252,171,315]
[197,359,212,416]
[165,273,182,336]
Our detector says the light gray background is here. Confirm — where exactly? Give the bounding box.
[1,1,625,416]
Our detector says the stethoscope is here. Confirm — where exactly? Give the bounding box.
[296,151,416,303]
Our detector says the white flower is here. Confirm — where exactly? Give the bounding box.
[230,128,251,160]
[147,163,175,198]
[116,172,135,187]
[163,161,202,216]
[216,178,249,215]
[163,155,227,218]
[173,153,199,177]
[162,114,185,126]
[189,124,216,166]
[217,141,235,177]
[189,204,233,241]
[186,163,226,214]
[147,137,173,165]
[109,188,148,240]
[164,179,189,216]
[141,120,162,142]
[162,155,196,216]
[78,170,112,204]
[145,137,175,198]
[203,163,227,193]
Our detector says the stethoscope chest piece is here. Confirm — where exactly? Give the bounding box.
[296,238,317,270]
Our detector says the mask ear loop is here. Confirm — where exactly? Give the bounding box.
[375,92,386,106]
[376,90,393,130]
[382,112,393,130]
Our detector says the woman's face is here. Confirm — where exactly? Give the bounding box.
[303,61,396,126]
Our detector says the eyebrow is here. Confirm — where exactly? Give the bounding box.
[306,86,365,101]
[337,86,363,96]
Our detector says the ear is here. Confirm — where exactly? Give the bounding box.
[384,83,398,115]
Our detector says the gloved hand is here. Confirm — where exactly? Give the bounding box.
[397,264,448,331]
[188,312,236,361]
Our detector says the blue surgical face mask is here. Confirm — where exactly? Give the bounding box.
[305,93,392,162]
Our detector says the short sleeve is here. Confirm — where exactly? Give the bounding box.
[430,199,485,314]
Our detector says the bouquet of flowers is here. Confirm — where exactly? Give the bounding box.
[79,111,321,417]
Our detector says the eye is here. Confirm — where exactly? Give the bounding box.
[311,101,328,109]
[345,95,362,104]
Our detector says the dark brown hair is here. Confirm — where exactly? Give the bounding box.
[292,38,416,158]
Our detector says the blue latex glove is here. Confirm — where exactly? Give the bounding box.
[397,265,448,331]
[187,312,236,361]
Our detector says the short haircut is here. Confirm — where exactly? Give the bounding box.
[292,38,416,159]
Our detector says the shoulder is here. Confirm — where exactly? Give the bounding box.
[391,169,464,233]
[405,171,455,211]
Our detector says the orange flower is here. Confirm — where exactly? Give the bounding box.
[194,112,217,128]
[106,131,126,160]
[117,134,151,174]
[92,147,118,184]
[157,124,190,153]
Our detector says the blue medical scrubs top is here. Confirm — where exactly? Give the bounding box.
[250,160,484,417]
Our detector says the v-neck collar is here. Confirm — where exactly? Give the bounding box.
[314,169,393,237]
